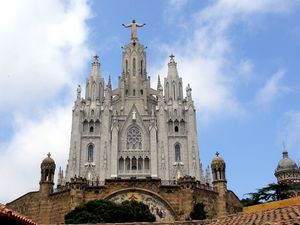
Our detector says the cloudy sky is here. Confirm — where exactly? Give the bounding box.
[1,0,300,203]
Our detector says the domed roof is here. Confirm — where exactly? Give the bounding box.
[41,152,55,165]
[211,152,225,165]
[276,151,299,172]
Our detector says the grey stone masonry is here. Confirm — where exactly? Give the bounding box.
[64,37,204,183]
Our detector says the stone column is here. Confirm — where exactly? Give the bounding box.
[150,126,158,177]
[111,125,118,177]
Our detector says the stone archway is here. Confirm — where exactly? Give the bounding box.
[105,188,176,222]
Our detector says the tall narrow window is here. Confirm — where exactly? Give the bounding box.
[133,89,136,96]
[88,144,94,162]
[173,82,176,100]
[175,144,181,162]
[126,60,128,74]
[166,82,169,100]
[141,60,143,76]
[92,82,97,100]
[133,58,136,76]
[174,120,179,133]
[145,157,150,170]
[132,157,137,170]
[119,157,124,171]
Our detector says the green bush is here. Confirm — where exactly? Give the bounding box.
[65,199,155,224]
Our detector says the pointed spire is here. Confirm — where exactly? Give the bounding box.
[91,55,101,77]
[205,166,212,185]
[157,75,162,89]
[167,53,179,79]
[107,75,111,89]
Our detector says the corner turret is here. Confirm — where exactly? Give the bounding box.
[39,153,56,195]
[211,152,227,217]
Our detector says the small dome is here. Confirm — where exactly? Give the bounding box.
[276,151,298,171]
[41,153,55,166]
[211,152,225,165]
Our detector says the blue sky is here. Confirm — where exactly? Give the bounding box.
[1,0,300,203]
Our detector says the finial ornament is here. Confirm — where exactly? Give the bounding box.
[93,55,99,61]
[47,152,51,158]
[122,19,145,41]
[216,151,219,157]
[169,54,175,60]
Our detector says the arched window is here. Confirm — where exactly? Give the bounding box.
[133,58,136,76]
[173,82,176,100]
[174,120,179,133]
[119,157,124,170]
[133,89,136,96]
[166,82,169,100]
[140,89,143,95]
[88,144,94,162]
[218,168,222,180]
[92,82,97,100]
[175,144,181,162]
[132,157,137,170]
[127,126,142,149]
[174,126,179,132]
[90,126,94,132]
[145,157,150,170]
[83,120,88,132]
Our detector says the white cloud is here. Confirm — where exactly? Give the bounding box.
[168,0,188,10]
[154,0,298,122]
[0,0,91,112]
[0,0,91,203]
[199,0,298,21]
[0,105,72,203]
[256,70,290,107]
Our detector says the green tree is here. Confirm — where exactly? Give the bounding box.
[190,202,207,220]
[243,183,298,206]
[65,200,155,224]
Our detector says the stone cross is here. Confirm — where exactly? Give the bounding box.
[132,110,136,121]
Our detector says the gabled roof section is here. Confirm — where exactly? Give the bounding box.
[120,104,149,135]
[0,204,39,225]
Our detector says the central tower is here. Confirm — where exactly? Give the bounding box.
[63,20,204,184]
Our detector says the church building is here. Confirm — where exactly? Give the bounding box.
[7,21,242,224]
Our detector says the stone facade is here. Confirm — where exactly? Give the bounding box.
[7,175,241,224]
[64,38,202,183]
[7,24,242,224]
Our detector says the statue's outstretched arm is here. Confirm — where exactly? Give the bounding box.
[136,23,146,27]
[122,23,131,28]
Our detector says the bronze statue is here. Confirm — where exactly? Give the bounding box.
[122,19,145,41]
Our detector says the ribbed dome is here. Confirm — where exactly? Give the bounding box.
[41,153,55,166]
[276,151,298,171]
[211,152,225,166]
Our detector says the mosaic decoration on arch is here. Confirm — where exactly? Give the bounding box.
[107,191,175,222]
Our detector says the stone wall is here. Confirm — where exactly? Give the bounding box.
[7,191,40,222]
[7,178,242,224]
